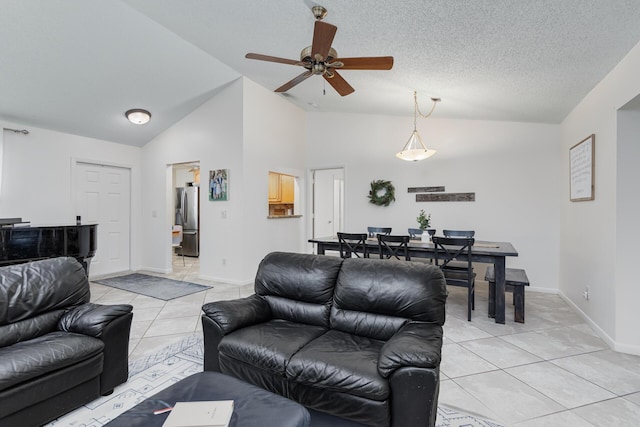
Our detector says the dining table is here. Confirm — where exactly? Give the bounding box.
[308,236,519,324]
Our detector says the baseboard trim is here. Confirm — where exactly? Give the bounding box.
[137,266,172,274]
[558,291,640,356]
[528,286,558,294]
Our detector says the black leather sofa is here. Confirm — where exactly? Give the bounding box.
[0,257,133,426]
[202,252,447,427]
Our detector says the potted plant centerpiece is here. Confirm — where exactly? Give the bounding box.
[417,209,433,242]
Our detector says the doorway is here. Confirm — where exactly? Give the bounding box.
[312,168,344,239]
[171,162,200,277]
[75,161,131,277]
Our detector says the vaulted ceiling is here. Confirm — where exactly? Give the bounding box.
[2,0,640,146]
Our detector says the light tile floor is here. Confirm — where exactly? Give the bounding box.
[89,255,640,426]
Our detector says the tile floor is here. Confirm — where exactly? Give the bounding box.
[89,255,640,427]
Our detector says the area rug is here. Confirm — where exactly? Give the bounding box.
[94,273,211,300]
[47,334,504,427]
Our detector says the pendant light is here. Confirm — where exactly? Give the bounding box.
[396,92,440,162]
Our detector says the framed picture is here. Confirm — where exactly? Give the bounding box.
[209,169,229,201]
[570,134,595,201]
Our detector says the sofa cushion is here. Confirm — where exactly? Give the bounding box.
[286,329,389,401]
[255,252,342,327]
[0,257,90,326]
[332,259,447,340]
[0,309,64,348]
[219,319,327,375]
[0,331,103,392]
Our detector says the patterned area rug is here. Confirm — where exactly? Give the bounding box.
[47,334,504,427]
[94,273,211,300]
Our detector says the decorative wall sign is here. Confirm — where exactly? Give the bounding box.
[416,193,475,202]
[570,134,595,201]
[407,186,445,193]
[368,180,395,206]
[209,169,229,201]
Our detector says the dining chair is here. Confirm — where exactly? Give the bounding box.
[377,234,411,261]
[442,230,475,270]
[443,230,475,238]
[367,227,392,238]
[172,225,185,266]
[337,232,369,258]
[432,236,476,321]
[407,228,423,240]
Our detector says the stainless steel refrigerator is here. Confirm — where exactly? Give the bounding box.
[175,185,199,256]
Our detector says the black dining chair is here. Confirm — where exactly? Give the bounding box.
[442,230,475,270]
[337,232,369,258]
[367,227,392,239]
[407,228,423,240]
[377,234,411,261]
[443,230,475,238]
[433,236,476,321]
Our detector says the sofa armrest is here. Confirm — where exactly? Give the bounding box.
[97,311,133,394]
[378,321,443,378]
[202,295,271,334]
[390,367,440,427]
[201,295,271,372]
[58,303,133,395]
[58,303,133,337]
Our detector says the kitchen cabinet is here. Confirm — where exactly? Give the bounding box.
[268,172,281,202]
[268,172,294,204]
[280,174,294,203]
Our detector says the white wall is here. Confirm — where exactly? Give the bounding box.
[242,79,307,272]
[140,80,244,279]
[616,107,640,352]
[560,39,640,354]
[140,78,307,283]
[306,112,562,292]
[0,121,142,267]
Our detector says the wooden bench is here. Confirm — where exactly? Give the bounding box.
[485,266,529,323]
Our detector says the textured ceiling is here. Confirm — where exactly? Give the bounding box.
[2,0,640,146]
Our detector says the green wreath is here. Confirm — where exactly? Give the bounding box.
[368,180,396,206]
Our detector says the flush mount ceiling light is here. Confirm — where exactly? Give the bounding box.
[396,92,441,162]
[125,108,151,125]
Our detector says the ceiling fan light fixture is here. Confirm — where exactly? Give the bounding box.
[396,92,440,162]
[125,108,151,125]
[245,6,393,96]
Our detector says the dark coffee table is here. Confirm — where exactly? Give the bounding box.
[105,372,310,427]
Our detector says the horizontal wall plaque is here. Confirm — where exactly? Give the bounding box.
[416,193,475,202]
[407,186,445,193]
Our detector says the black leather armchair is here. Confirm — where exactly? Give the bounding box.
[202,252,447,427]
[0,257,133,426]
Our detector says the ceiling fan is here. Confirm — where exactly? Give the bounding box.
[245,5,393,96]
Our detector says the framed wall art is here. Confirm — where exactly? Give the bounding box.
[570,134,595,201]
[209,169,229,201]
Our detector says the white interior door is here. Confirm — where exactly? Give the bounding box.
[76,162,131,276]
[312,168,344,238]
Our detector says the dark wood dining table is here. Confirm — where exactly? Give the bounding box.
[308,236,519,324]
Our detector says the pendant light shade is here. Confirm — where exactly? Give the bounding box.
[396,130,437,161]
[396,92,440,162]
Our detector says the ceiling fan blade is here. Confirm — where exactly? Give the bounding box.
[245,53,302,66]
[274,71,314,92]
[311,21,337,61]
[323,70,355,97]
[333,56,394,70]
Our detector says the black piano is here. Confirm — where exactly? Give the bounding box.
[0,222,97,274]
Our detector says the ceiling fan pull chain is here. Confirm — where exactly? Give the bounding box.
[323,79,326,95]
